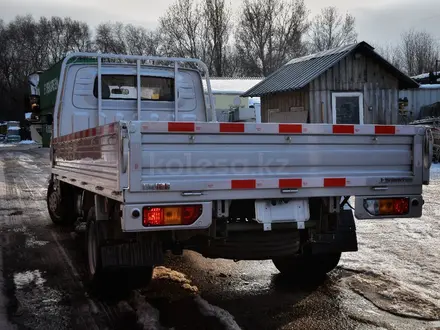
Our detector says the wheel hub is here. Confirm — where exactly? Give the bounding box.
[48,189,60,214]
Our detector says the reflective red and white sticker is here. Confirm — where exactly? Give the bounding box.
[200,177,369,190]
[140,122,419,135]
[52,122,116,143]
[52,121,420,144]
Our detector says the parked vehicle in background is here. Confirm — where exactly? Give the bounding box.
[0,122,6,141]
[43,52,433,291]
[5,121,21,143]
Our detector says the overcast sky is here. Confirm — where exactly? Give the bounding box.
[1,0,439,48]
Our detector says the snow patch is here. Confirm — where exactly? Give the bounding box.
[194,295,242,330]
[25,236,49,248]
[19,140,36,145]
[131,291,163,330]
[419,84,440,89]
[411,71,440,80]
[14,270,46,289]
[430,163,440,180]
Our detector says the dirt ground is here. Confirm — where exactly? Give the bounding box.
[1,145,440,330]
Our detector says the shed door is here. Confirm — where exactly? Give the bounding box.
[332,92,364,124]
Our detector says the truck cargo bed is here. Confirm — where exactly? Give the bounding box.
[51,121,429,203]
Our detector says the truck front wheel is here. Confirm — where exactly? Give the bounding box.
[46,179,76,225]
[272,252,341,278]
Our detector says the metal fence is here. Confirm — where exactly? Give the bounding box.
[399,86,440,120]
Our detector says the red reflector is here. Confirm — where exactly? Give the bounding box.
[279,179,303,188]
[143,207,163,226]
[168,122,195,132]
[220,123,245,133]
[393,198,409,215]
[182,206,202,225]
[324,178,346,187]
[375,125,395,135]
[333,125,354,134]
[231,179,256,189]
[279,124,302,134]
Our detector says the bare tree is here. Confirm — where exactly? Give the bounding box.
[94,22,127,54]
[39,16,92,65]
[124,24,160,56]
[0,15,93,120]
[202,0,232,76]
[375,43,403,71]
[308,6,357,53]
[158,0,206,60]
[400,29,439,76]
[235,0,310,76]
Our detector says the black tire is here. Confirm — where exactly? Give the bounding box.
[85,207,106,288]
[46,179,77,225]
[85,207,153,294]
[272,252,341,278]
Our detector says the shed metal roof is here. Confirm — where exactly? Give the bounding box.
[242,42,419,97]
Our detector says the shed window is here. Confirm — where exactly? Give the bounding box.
[93,75,174,101]
[332,92,364,125]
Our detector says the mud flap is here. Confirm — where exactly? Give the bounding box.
[308,210,358,254]
[99,237,163,269]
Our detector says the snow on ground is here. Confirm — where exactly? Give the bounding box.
[0,140,39,148]
[340,164,440,320]
[19,140,37,145]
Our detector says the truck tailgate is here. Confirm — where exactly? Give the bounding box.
[125,121,429,202]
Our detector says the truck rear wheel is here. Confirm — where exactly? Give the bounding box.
[85,207,106,287]
[46,179,76,225]
[272,252,341,278]
[85,207,154,293]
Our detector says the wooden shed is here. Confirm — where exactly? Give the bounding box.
[241,42,419,125]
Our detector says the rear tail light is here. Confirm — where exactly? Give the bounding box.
[142,205,202,227]
[364,198,410,216]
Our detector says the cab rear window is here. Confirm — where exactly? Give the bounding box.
[93,75,174,101]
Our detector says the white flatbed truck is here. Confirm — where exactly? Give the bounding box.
[46,53,433,289]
